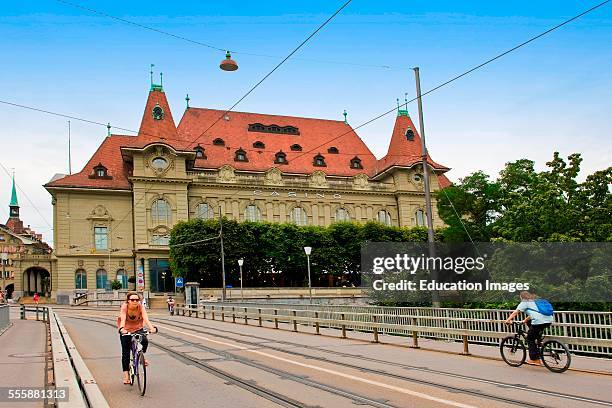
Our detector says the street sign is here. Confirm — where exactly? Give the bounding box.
[175,277,184,288]
[137,265,144,291]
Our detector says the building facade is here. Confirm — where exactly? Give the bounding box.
[45,82,451,297]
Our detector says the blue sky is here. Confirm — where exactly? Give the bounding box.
[1,1,611,246]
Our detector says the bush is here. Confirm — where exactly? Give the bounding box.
[110,279,122,290]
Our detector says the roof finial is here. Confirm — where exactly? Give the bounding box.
[150,64,154,87]
[405,92,409,109]
[343,109,348,124]
[107,123,111,137]
[10,170,18,207]
[396,98,400,112]
[398,93,410,117]
[185,94,190,110]
[160,72,163,88]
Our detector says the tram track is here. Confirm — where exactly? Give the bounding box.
[150,315,612,408]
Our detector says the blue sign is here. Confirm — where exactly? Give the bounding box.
[175,277,184,288]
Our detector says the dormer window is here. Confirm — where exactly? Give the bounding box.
[290,144,302,151]
[248,123,300,135]
[405,128,415,141]
[253,141,265,149]
[89,163,112,179]
[152,105,164,120]
[235,148,248,162]
[194,145,206,159]
[213,138,225,146]
[274,151,288,164]
[327,147,339,154]
[313,154,326,167]
[350,157,363,169]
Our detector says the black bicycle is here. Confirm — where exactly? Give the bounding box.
[126,329,150,395]
[500,322,571,373]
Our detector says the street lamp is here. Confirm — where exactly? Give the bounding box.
[303,247,312,304]
[238,259,244,301]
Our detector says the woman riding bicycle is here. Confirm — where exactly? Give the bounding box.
[505,291,554,365]
[117,291,157,384]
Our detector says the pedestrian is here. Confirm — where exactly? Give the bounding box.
[33,292,39,305]
[141,296,147,309]
[0,290,5,304]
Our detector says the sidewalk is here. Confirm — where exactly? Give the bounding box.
[0,308,48,407]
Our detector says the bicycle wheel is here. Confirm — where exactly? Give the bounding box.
[500,336,526,367]
[136,351,147,395]
[129,348,136,386]
[541,340,571,373]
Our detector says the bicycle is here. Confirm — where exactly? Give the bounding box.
[125,328,153,395]
[500,321,571,373]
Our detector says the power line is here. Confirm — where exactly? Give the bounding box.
[54,0,398,70]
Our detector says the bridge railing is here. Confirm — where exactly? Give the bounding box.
[175,302,612,357]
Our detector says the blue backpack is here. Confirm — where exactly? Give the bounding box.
[528,299,554,316]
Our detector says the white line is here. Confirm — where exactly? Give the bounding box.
[158,324,478,408]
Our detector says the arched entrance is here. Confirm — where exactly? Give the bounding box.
[4,283,14,299]
[23,267,51,296]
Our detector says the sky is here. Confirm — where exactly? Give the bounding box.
[0,0,611,247]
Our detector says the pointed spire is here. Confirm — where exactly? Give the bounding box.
[10,172,18,207]
[343,109,348,124]
[185,94,190,110]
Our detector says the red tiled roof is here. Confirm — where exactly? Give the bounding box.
[437,174,452,189]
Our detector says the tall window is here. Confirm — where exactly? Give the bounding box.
[151,199,171,225]
[335,208,350,222]
[415,209,426,227]
[75,269,87,289]
[96,269,107,289]
[291,207,308,226]
[195,203,213,219]
[116,269,128,289]
[151,234,170,246]
[94,227,108,250]
[245,204,261,222]
[377,210,392,226]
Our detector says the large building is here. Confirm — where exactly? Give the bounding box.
[45,80,451,298]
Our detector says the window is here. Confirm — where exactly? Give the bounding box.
[116,269,128,289]
[194,146,206,159]
[350,157,363,169]
[335,208,350,222]
[377,210,392,226]
[151,234,170,246]
[405,128,415,141]
[327,147,339,154]
[151,157,169,170]
[253,141,265,149]
[291,207,308,226]
[151,199,171,225]
[248,123,300,135]
[415,209,426,227]
[152,105,164,120]
[96,269,107,289]
[290,144,302,151]
[89,163,111,179]
[94,227,108,250]
[274,151,287,164]
[195,203,213,219]
[245,204,261,222]
[213,138,225,146]
[235,149,248,162]
[75,269,87,289]
[413,173,423,182]
[313,154,326,167]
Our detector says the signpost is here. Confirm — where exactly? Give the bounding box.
[136,264,144,292]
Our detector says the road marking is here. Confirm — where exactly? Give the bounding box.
[158,324,478,408]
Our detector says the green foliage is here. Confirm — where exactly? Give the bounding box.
[110,279,122,290]
[169,220,433,288]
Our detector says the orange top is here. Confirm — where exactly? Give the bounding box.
[117,302,144,332]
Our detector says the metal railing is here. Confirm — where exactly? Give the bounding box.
[20,304,50,322]
[175,302,612,357]
[0,304,9,331]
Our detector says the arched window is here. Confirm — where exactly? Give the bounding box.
[350,157,363,169]
[290,144,302,151]
[335,208,350,222]
[75,269,87,289]
[376,210,392,226]
[313,154,326,167]
[116,269,128,289]
[405,128,415,141]
[415,209,426,227]
[151,199,171,225]
[245,204,261,222]
[96,269,107,289]
[253,141,265,149]
[194,145,206,159]
[327,146,339,154]
[213,138,225,146]
[195,203,213,219]
[274,151,288,164]
[291,207,308,226]
[235,148,248,162]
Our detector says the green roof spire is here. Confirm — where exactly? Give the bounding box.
[10,173,18,207]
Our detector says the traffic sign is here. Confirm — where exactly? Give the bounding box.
[175,277,184,288]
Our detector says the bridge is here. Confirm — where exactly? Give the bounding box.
[1,303,611,408]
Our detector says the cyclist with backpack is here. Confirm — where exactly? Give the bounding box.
[505,291,554,365]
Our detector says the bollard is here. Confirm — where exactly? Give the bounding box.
[411,317,420,348]
[188,306,192,317]
[232,307,236,323]
[372,315,379,343]
[341,313,347,339]
[292,310,298,332]
[258,308,262,327]
[20,305,25,320]
[36,306,40,321]
[461,320,471,355]
[315,311,320,335]
[211,306,215,320]
[202,306,207,320]
[244,308,248,325]
[221,306,225,322]
[274,310,279,329]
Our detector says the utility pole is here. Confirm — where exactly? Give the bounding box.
[68,121,72,175]
[219,206,226,302]
[413,67,440,307]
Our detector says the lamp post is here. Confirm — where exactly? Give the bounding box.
[238,259,244,301]
[219,206,227,302]
[303,247,312,303]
